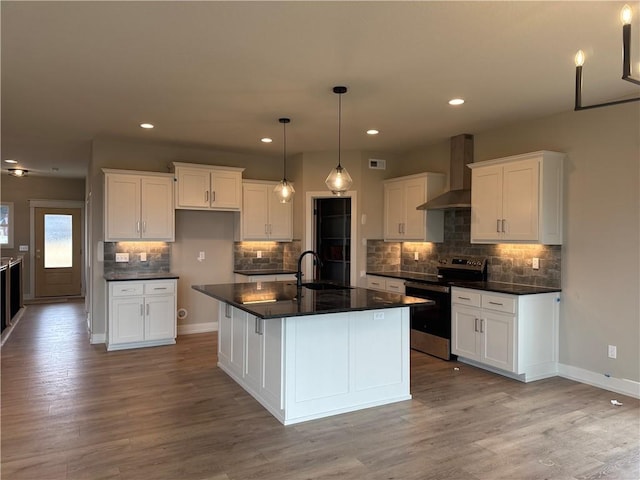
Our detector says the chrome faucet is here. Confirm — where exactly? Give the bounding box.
[296,250,323,287]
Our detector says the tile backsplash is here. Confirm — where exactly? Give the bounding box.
[103,242,171,274]
[234,240,301,271]
[367,209,561,288]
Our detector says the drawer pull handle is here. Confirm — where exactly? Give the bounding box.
[458,296,471,301]
[488,301,504,306]
[153,287,167,290]
[496,219,501,233]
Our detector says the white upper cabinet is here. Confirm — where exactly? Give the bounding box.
[383,172,445,242]
[469,151,564,244]
[173,162,244,211]
[241,180,292,241]
[104,170,174,242]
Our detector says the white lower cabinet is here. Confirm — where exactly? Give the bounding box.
[451,287,559,382]
[107,280,177,351]
[366,275,406,294]
[234,273,296,283]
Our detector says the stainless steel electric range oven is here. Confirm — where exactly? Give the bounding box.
[405,257,487,360]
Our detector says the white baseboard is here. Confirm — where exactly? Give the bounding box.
[558,363,640,399]
[90,333,106,344]
[178,322,218,336]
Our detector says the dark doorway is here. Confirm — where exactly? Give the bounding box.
[315,198,351,284]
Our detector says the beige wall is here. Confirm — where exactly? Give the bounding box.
[400,103,640,383]
[0,174,86,297]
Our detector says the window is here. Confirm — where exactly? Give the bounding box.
[0,202,13,248]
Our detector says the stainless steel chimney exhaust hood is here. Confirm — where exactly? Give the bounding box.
[417,133,474,210]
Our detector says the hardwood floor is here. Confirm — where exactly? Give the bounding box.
[2,300,638,480]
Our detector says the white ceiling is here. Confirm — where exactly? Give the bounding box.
[2,1,639,178]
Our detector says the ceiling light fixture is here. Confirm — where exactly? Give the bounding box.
[4,159,18,164]
[140,123,154,129]
[574,4,640,110]
[8,168,28,177]
[449,98,465,106]
[273,118,295,203]
[366,129,379,135]
[325,86,353,196]
[261,137,273,143]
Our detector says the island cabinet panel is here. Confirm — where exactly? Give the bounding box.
[216,302,411,425]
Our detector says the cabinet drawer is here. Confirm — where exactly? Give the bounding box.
[111,283,144,297]
[451,289,481,307]
[144,281,176,295]
[367,276,385,291]
[481,294,516,314]
[385,279,406,294]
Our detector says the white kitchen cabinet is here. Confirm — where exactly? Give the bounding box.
[469,151,564,244]
[103,170,174,241]
[383,173,445,242]
[218,303,284,416]
[366,275,405,294]
[451,287,560,382]
[241,181,293,241]
[107,279,177,351]
[173,162,245,211]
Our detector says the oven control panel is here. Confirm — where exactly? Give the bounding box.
[437,257,487,270]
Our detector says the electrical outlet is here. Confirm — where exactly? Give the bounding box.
[532,257,540,270]
[140,252,147,262]
[608,345,617,359]
[373,312,385,320]
[414,252,419,261]
[115,253,129,263]
[197,251,205,262]
[19,245,28,252]
[257,251,262,258]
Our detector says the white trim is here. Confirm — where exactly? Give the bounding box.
[90,333,106,344]
[178,322,218,335]
[304,190,358,286]
[558,363,640,399]
[29,200,85,299]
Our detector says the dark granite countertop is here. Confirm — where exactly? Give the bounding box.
[1,256,23,272]
[193,281,432,319]
[367,271,561,295]
[234,269,297,276]
[451,281,561,295]
[104,272,179,282]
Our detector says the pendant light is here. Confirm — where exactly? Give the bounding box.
[325,86,353,196]
[274,117,295,203]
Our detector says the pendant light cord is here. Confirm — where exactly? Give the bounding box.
[283,120,287,180]
[337,91,342,168]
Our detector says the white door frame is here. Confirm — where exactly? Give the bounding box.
[304,191,357,286]
[28,199,85,300]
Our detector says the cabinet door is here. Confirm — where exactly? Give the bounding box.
[502,159,539,241]
[175,167,210,209]
[218,303,233,366]
[471,165,503,242]
[403,178,427,240]
[141,176,175,240]
[384,181,405,240]
[245,316,263,393]
[268,194,293,241]
[111,297,145,344]
[145,294,176,341]
[105,174,141,240]
[211,170,242,210]
[242,183,269,239]
[261,317,283,409]
[451,304,480,360]
[229,307,247,378]
[480,311,515,372]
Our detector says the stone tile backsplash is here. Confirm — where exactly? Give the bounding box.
[367,209,561,288]
[234,240,301,271]
[103,241,171,274]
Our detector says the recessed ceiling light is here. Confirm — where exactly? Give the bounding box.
[366,129,379,135]
[140,123,154,129]
[261,138,273,143]
[449,98,465,106]
[4,159,18,164]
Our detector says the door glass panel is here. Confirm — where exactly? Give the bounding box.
[44,214,73,268]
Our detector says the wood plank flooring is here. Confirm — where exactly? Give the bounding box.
[2,300,638,479]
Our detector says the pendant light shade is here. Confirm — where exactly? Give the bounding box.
[274,117,295,203]
[325,86,353,196]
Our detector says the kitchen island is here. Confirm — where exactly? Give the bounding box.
[193,281,431,425]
